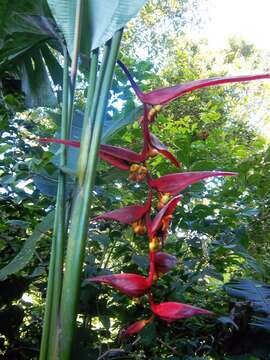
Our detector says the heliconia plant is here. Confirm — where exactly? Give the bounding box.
[40,59,270,340]
[36,2,270,356]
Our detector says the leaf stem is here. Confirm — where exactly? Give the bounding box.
[67,0,84,133]
[39,45,69,360]
[59,29,123,360]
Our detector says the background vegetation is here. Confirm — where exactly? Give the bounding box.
[0,0,270,359]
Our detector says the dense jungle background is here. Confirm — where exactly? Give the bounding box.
[1,0,270,359]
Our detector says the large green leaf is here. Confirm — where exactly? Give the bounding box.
[21,48,57,107]
[47,0,147,56]
[0,211,55,280]
[0,1,63,107]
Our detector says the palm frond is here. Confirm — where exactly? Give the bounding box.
[225,279,270,331]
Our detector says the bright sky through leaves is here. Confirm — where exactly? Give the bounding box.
[199,0,270,50]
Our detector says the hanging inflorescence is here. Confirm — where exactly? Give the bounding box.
[40,61,270,337]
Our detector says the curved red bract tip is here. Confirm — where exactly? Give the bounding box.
[94,191,152,225]
[151,301,214,323]
[117,61,270,106]
[117,59,145,102]
[143,74,270,105]
[39,138,144,171]
[94,204,148,225]
[100,144,143,164]
[150,195,182,237]
[87,273,151,297]
[149,171,237,195]
[121,316,154,337]
[149,132,181,168]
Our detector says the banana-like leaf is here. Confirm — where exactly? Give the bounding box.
[48,0,147,56]
[21,48,57,108]
[0,1,63,107]
[0,211,55,280]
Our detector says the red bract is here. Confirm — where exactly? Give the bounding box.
[155,252,177,274]
[150,195,182,240]
[141,113,180,167]
[148,171,237,195]
[99,144,143,171]
[121,316,154,337]
[94,191,152,235]
[118,60,270,106]
[87,273,152,297]
[150,301,214,323]
[39,138,147,179]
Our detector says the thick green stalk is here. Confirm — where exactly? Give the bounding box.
[39,214,57,360]
[39,46,69,360]
[77,46,110,184]
[67,0,84,133]
[59,30,123,360]
[47,45,70,359]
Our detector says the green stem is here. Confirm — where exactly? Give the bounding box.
[39,46,69,360]
[39,217,57,360]
[67,0,84,133]
[80,49,99,143]
[77,46,110,185]
[59,29,123,360]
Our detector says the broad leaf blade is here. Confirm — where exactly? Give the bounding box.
[48,0,147,56]
[87,0,147,51]
[0,211,55,280]
[20,48,57,107]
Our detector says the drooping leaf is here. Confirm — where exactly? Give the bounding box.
[48,0,147,56]
[0,211,55,280]
[20,48,57,107]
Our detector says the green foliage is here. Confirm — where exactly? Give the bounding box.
[0,0,63,108]
[0,211,54,280]
[225,279,270,331]
[1,1,270,359]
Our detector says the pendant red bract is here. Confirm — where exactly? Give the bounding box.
[121,318,152,337]
[94,191,152,230]
[148,171,237,195]
[39,138,143,171]
[151,301,214,323]
[87,273,151,297]
[117,60,270,106]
